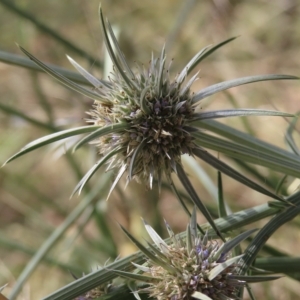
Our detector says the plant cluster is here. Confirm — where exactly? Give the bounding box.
[1,3,300,300]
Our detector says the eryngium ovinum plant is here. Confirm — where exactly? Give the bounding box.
[113,208,281,300]
[4,7,300,236]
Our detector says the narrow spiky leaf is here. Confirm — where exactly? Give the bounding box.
[190,109,294,122]
[217,172,227,218]
[3,126,100,165]
[192,148,283,201]
[105,20,137,82]
[192,74,299,104]
[99,7,134,89]
[67,55,111,88]
[188,36,237,74]
[191,126,300,178]
[176,163,225,241]
[177,37,237,82]
[213,229,258,261]
[176,47,209,84]
[19,46,109,103]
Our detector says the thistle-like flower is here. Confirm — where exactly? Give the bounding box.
[116,210,281,300]
[4,7,298,235]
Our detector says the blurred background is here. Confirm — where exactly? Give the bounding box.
[0,0,300,299]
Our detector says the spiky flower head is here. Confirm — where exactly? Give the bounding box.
[5,7,297,233]
[86,42,196,189]
[117,210,280,300]
[64,8,295,197]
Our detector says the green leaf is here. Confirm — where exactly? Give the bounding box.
[177,37,237,83]
[255,256,300,273]
[190,109,294,121]
[105,21,136,80]
[18,46,109,103]
[188,36,237,72]
[238,190,300,276]
[67,55,111,88]
[192,130,300,178]
[213,229,258,261]
[217,172,227,218]
[0,50,93,85]
[195,119,300,166]
[3,126,100,165]
[177,47,209,84]
[105,19,140,91]
[99,6,134,89]
[192,74,299,104]
[192,147,283,201]
[176,163,225,241]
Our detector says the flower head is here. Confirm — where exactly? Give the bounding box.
[86,44,197,189]
[5,6,297,236]
[63,8,294,198]
[117,210,280,300]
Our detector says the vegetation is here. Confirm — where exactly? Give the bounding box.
[0,1,300,299]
